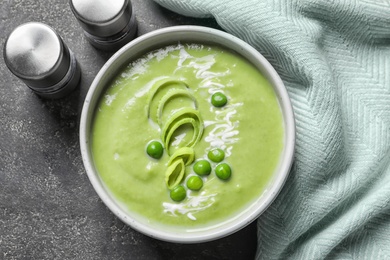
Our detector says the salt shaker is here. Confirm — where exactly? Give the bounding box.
[3,22,81,99]
[69,0,137,51]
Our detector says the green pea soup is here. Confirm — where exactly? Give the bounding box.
[91,43,284,230]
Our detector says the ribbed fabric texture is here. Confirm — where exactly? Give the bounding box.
[153,0,390,259]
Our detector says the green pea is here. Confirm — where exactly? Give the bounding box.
[193,159,211,176]
[207,148,225,163]
[146,140,163,159]
[211,92,227,107]
[186,176,203,191]
[215,163,232,180]
[170,185,186,202]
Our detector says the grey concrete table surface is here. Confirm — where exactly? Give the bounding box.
[0,0,257,259]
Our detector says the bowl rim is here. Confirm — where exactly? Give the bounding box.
[79,25,295,243]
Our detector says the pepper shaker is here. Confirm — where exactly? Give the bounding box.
[69,0,137,52]
[3,22,81,99]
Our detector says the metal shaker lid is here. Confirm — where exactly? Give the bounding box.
[70,0,133,38]
[3,22,71,90]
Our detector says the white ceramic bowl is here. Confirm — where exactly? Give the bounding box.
[80,26,295,243]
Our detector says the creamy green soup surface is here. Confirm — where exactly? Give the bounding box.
[91,43,284,230]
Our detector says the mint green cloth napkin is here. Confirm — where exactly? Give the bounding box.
[154,0,390,258]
